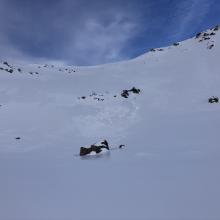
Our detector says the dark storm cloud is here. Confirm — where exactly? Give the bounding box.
[0,0,219,65]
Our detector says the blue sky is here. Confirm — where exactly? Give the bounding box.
[0,0,220,65]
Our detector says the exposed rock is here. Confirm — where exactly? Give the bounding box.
[101,140,109,148]
[81,96,86,99]
[150,48,156,52]
[213,25,219,31]
[119,144,125,149]
[15,137,21,140]
[129,87,141,94]
[208,44,214,49]
[208,96,219,103]
[80,139,110,156]
[203,37,210,40]
[196,32,202,38]
[4,68,13,73]
[3,61,9,67]
[210,32,216,36]
[173,42,179,46]
[121,87,141,98]
[121,90,129,98]
[203,33,209,37]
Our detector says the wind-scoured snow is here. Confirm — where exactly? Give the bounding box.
[1,26,220,220]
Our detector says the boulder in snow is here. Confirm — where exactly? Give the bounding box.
[121,90,129,98]
[196,32,202,38]
[208,44,214,50]
[121,87,141,98]
[208,96,219,103]
[80,140,110,156]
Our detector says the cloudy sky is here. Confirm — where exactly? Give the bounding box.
[0,0,220,66]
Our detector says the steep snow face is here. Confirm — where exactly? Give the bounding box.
[1,26,220,220]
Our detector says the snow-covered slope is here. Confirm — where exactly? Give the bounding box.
[1,26,220,220]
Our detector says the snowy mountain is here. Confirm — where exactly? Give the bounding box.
[1,25,220,220]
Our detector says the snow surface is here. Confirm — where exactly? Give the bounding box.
[1,27,220,220]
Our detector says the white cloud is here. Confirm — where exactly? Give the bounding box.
[173,0,212,38]
[64,13,139,65]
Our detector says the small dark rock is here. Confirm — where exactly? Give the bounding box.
[210,32,216,36]
[121,90,129,98]
[3,61,9,67]
[173,42,179,46]
[80,140,110,156]
[196,32,202,38]
[17,68,21,72]
[208,44,214,49]
[81,96,86,99]
[203,37,210,40]
[119,144,125,149]
[208,96,219,103]
[15,137,21,140]
[150,48,156,52]
[203,33,209,37]
[101,140,109,148]
[213,25,219,31]
[129,87,141,94]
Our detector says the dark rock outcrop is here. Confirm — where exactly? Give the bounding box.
[213,25,219,31]
[119,144,125,149]
[203,33,209,37]
[203,37,211,40]
[80,140,110,156]
[208,96,219,103]
[196,32,202,38]
[129,87,141,94]
[121,87,141,98]
[121,90,129,98]
[208,44,214,49]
